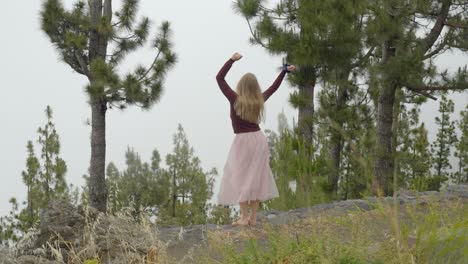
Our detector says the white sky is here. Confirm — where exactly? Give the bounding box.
[0,1,466,217]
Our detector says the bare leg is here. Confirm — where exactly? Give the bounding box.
[233,201,249,226]
[249,200,260,226]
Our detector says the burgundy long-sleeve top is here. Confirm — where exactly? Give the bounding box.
[216,59,287,134]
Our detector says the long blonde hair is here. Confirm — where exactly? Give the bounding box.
[234,73,264,124]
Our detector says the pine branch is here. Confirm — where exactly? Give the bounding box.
[114,0,139,30]
[63,53,85,75]
[137,49,162,83]
[420,0,451,53]
[111,34,138,41]
[355,90,371,106]
[405,88,438,100]
[423,29,453,59]
[405,83,467,92]
[74,51,89,76]
[112,21,122,27]
[351,46,375,68]
[246,18,269,49]
[257,5,293,21]
[444,21,468,29]
[423,43,448,60]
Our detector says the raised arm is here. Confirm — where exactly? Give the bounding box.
[216,53,243,103]
[263,64,296,101]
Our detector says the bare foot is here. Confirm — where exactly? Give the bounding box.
[232,218,249,227]
[249,219,257,227]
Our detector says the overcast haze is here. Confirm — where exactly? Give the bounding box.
[0,1,466,217]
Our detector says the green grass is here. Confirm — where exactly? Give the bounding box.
[200,199,468,264]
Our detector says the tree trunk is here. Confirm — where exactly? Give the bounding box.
[373,83,397,196]
[297,79,315,150]
[436,121,445,178]
[44,128,51,203]
[172,169,176,217]
[373,35,398,196]
[89,101,108,212]
[329,135,342,194]
[87,0,111,212]
[327,75,349,195]
[28,186,33,228]
[391,95,402,192]
[457,156,462,184]
[344,161,350,200]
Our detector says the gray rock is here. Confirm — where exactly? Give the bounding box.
[266,214,277,219]
[263,212,299,225]
[446,184,468,198]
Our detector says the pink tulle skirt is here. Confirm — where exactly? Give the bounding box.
[217,130,279,205]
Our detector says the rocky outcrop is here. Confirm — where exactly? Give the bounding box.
[4,200,165,264]
[2,184,467,263]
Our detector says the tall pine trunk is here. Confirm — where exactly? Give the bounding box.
[344,161,350,200]
[89,101,107,212]
[297,79,316,149]
[87,0,111,212]
[329,133,342,194]
[328,72,349,195]
[374,84,396,196]
[44,130,51,202]
[27,186,34,228]
[172,169,176,217]
[391,96,402,191]
[373,38,397,196]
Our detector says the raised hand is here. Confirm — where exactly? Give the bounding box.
[231,52,243,61]
[287,65,296,72]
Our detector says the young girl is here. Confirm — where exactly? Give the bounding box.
[216,52,296,226]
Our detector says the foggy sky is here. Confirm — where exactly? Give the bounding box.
[0,1,466,216]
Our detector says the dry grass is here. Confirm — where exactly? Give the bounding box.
[10,197,467,263]
[199,198,467,264]
[43,208,174,264]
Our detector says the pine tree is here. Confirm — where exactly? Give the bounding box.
[104,126,214,225]
[40,0,177,212]
[234,0,317,148]
[0,198,20,246]
[336,87,375,199]
[369,0,468,195]
[396,106,432,191]
[37,106,68,205]
[106,148,170,219]
[410,123,432,190]
[20,141,41,230]
[431,95,458,189]
[21,106,69,230]
[164,125,215,225]
[317,76,374,196]
[0,106,69,243]
[454,105,468,183]
[235,1,375,197]
[312,0,374,195]
[266,114,329,210]
[105,162,121,214]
